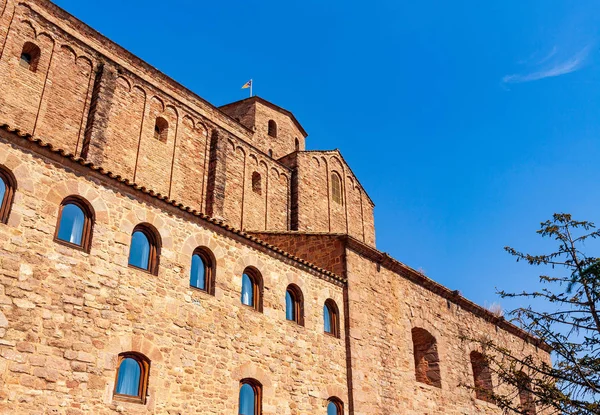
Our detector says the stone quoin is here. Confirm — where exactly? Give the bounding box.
[0,0,550,414]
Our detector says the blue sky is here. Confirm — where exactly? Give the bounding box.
[54,0,600,313]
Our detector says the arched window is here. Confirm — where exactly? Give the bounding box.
[0,166,16,224]
[190,247,214,294]
[252,172,262,195]
[327,397,343,415]
[517,372,536,415]
[154,117,168,142]
[20,42,40,72]
[241,267,263,312]
[128,223,161,275]
[239,378,262,415]
[113,352,150,404]
[411,327,441,388]
[54,196,94,252]
[470,351,493,402]
[285,284,304,326]
[331,172,343,205]
[324,299,340,338]
[294,137,299,152]
[267,120,277,138]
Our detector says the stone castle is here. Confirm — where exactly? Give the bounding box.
[0,1,549,414]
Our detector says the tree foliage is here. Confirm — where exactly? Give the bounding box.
[473,214,600,415]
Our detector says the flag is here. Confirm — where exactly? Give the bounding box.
[241,79,252,89]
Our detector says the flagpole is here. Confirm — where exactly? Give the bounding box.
[250,79,253,97]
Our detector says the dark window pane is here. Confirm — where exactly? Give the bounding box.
[286,290,295,321]
[57,203,85,245]
[129,231,150,270]
[324,304,332,333]
[116,358,141,396]
[239,383,255,415]
[327,402,339,415]
[0,178,6,205]
[190,254,206,290]
[241,273,254,306]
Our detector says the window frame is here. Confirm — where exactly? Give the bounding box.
[0,167,16,224]
[241,267,263,312]
[190,247,215,295]
[327,397,344,415]
[331,172,343,205]
[285,284,304,326]
[113,352,151,404]
[53,196,95,253]
[128,223,161,276]
[324,299,340,338]
[239,378,262,415]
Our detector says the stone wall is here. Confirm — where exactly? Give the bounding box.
[345,248,549,415]
[0,135,348,414]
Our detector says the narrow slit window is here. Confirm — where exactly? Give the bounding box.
[268,120,277,138]
[517,372,537,415]
[154,117,168,142]
[19,42,40,72]
[252,172,262,195]
[331,172,343,205]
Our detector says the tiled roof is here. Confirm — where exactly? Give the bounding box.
[0,123,345,285]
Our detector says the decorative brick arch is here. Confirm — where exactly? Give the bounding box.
[231,362,273,397]
[232,254,268,282]
[181,232,226,287]
[43,179,109,225]
[120,209,173,250]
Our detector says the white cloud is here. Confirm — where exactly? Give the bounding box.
[503,44,593,84]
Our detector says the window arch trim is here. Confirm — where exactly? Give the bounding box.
[327,397,344,415]
[0,166,16,224]
[53,195,95,252]
[241,267,263,312]
[239,378,262,415]
[128,223,161,275]
[190,246,216,295]
[285,284,304,326]
[113,352,151,404]
[324,298,340,338]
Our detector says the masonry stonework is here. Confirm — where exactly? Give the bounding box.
[0,1,550,414]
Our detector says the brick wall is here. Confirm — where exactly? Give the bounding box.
[247,232,346,276]
[220,98,306,159]
[280,152,376,246]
